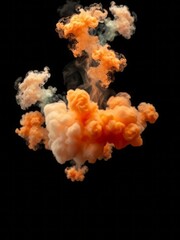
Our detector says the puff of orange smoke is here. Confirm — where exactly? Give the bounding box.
[65,165,88,181]
[44,89,158,180]
[56,3,105,57]
[56,3,130,91]
[88,44,127,88]
[15,111,49,150]
[16,67,56,110]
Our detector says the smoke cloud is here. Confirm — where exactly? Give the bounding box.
[15,1,158,181]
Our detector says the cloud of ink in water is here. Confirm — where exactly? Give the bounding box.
[15,1,159,181]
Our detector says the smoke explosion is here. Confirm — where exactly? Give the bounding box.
[15,1,159,181]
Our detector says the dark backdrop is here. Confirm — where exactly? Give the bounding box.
[3,0,179,239]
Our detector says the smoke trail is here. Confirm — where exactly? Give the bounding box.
[57,0,82,18]
[15,1,159,181]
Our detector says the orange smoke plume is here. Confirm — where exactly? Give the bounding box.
[15,1,158,181]
[56,2,128,89]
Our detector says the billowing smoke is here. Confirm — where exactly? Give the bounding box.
[15,1,158,181]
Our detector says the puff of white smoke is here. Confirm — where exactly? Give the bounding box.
[106,2,136,40]
[16,67,57,110]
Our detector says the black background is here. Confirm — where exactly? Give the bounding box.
[3,0,179,239]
